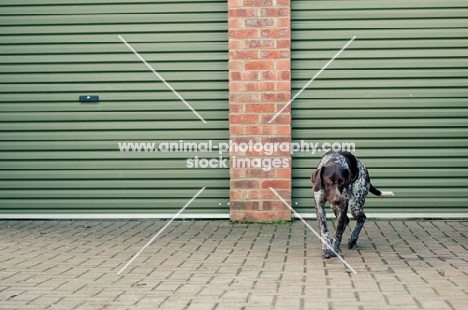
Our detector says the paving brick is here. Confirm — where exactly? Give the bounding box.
[0,220,467,309]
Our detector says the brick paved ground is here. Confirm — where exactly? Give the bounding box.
[0,219,467,310]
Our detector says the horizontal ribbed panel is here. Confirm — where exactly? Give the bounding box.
[291,0,468,215]
[0,0,229,217]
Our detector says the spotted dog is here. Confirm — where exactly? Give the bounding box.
[311,151,394,258]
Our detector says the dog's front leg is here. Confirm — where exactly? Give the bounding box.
[348,205,366,249]
[330,203,349,257]
[314,190,331,258]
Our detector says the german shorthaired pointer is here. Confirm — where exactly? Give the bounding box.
[311,151,394,258]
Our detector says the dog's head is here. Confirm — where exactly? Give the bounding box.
[311,161,353,205]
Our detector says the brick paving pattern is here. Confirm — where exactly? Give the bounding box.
[0,220,467,309]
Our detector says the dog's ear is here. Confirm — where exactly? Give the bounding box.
[311,168,323,192]
[344,168,353,186]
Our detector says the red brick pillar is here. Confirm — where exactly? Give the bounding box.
[228,0,291,222]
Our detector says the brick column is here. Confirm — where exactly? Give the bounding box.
[228,0,291,222]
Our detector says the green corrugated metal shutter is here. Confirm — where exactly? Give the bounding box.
[0,0,229,218]
[292,0,468,216]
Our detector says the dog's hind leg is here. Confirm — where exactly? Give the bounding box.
[348,162,369,250]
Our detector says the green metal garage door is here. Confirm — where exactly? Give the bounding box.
[0,0,229,218]
[292,0,468,217]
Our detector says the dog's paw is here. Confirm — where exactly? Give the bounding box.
[348,238,357,249]
[322,246,332,259]
[322,246,339,259]
[322,250,332,259]
[327,241,340,258]
[322,249,339,258]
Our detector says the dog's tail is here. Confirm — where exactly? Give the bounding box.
[369,184,394,197]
